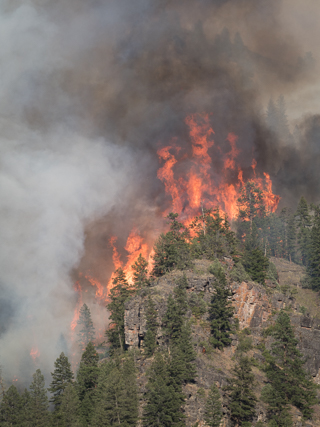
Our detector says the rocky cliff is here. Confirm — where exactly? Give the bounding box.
[124,258,320,426]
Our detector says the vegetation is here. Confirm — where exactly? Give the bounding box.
[3,193,320,426]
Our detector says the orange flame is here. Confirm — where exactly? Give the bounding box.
[30,347,40,361]
[124,228,149,285]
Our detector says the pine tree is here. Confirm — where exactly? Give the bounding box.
[204,384,223,427]
[295,197,311,265]
[266,99,278,133]
[144,296,158,356]
[287,214,296,263]
[48,352,74,424]
[106,267,134,353]
[225,356,257,426]
[132,253,149,288]
[77,342,100,424]
[27,369,50,427]
[152,213,191,277]
[58,383,81,427]
[77,303,95,350]
[169,321,197,385]
[0,385,24,425]
[264,311,317,422]
[142,352,185,427]
[92,356,138,426]
[243,247,269,284]
[208,279,234,349]
[306,205,320,290]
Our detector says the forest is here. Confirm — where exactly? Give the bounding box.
[1,183,320,427]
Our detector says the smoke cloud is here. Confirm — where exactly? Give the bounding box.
[1,0,320,383]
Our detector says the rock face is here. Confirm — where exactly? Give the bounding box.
[123,259,320,426]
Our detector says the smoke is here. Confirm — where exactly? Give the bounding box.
[1,0,320,383]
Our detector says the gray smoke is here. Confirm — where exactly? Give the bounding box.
[1,0,320,384]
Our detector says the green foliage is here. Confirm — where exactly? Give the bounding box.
[132,253,149,288]
[188,292,207,318]
[208,259,227,286]
[306,205,320,290]
[208,279,234,349]
[204,384,223,427]
[261,384,292,427]
[152,213,192,276]
[295,197,311,266]
[263,311,317,423]
[236,329,253,354]
[58,383,81,427]
[92,356,138,426]
[76,342,100,424]
[144,296,158,356]
[77,303,95,351]
[190,208,237,260]
[142,352,185,427]
[224,356,257,426]
[28,369,50,427]
[230,262,251,283]
[163,279,188,344]
[106,268,134,353]
[48,352,74,414]
[243,248,269,285]
[0,385,24,426]
[266,261,278,284]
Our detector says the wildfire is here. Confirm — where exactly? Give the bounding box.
[30,347,40,362]
[70,112,280,343]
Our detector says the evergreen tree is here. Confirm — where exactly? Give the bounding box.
[77,303,95,350]
[142,352,185,427]
[48,352,74,412]
[152,213,191,277]
[132,253,149,288]
[306,205,320,290]
[92,356,138,426]
[208,276,234,349]
[266,98,278,133]
[261,384,292,427]
[243,247,269,285]
[77,342,100,424]
[0,385,24,426]
[190,208,237,260]
[163,286,187,344]
[27,369,50,427]
[295,197,311,265]
[169,321,197,385]
[204,384,223,427]
[287,214,297,263]
[144,296,158,356]
[58,383,81,427]
[106,268,134,353]
[225,356,257,426]
[276,95,290,140]
[263,311,317,423]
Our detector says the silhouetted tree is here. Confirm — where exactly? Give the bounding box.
[77,303,95,350]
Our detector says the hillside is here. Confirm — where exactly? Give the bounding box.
[123,257,320,426]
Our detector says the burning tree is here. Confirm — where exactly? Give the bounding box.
[77,303,95,350]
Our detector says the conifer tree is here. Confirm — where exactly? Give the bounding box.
[287,214,296,263]
[77,342,100,424]
[48,352,74,410]
[77,303,95,350]
[208,271,234,349]
[92,356,138,426]
[306,205,320,290]
[106,267,134,353]
[204,384,223,427]
[132,253,149,288]
[152,213,191,277]
[243,247,269,284]
[263,311,317,422]
[0,385,24,426]
[144,296,158,356]
[225,356,257,426]
[142,352,185,427]
[295,196,311,265]
[58,383,81,427]
[27,369,50,427]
